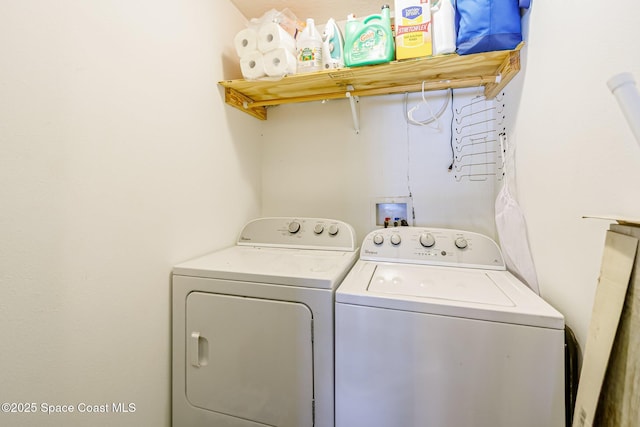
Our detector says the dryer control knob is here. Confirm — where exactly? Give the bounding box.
[419,233,436,247]
[328,224,339,236]
[373,234,384,245]
[288,221,301,234]
[390,234,402,246]
[455,237,468,249]
[314,224,325,234]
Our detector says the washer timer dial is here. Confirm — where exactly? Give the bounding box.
[419,233,436,248]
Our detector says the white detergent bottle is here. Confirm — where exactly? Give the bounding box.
[296,18,323,73]
[431,0,456,55]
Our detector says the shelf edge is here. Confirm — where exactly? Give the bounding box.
[245,75,502,107]
[484,50,522,99]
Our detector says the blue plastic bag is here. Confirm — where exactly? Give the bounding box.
[455,0,530,55]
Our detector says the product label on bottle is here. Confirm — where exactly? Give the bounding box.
[298,46,322,70]
[350,29,388,61]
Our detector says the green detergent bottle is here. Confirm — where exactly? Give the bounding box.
[344,5,395,67]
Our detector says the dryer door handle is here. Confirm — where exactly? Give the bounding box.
[190,332,208,367]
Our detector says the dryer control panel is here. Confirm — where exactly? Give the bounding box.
[360,227,505,270]
[237,217,357,252]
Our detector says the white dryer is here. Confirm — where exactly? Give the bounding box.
[172,217,358,427]
[335,227,565,427]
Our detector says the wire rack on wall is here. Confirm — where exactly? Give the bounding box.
[452,92,506,182]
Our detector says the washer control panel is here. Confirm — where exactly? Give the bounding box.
[237,217,357,251]
[360,227,505,270]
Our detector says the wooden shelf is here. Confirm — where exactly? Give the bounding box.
[219,44,523,120]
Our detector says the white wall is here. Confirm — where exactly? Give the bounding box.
[512,1,640,349]
[0,1,261,426]
[261,88,501,243]
[261,1,640,355]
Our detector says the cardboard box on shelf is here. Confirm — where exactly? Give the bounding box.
[394,0,432,60]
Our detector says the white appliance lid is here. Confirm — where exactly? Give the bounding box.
[173,246,359,289]
[336,261,564,329]
[368,265,514,307]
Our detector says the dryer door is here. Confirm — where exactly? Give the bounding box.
[185,292,314,427]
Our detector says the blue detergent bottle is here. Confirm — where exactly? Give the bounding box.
[344,5,395,67]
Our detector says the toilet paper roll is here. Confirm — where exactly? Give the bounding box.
[257,23,296,54]
[263,48,297,77]
[240,51,266,80]
[234,28,258,58]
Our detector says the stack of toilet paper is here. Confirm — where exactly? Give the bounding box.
[235,22,297,80]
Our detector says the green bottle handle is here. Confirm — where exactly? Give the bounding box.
[363,15,382,25]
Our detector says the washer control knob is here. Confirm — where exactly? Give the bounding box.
[288,221,301,234]
[390,234,402,246]
[328,224,339,236]
[314,224,325,234]
[455,237,468,249]
[373,234,384,245]
[419,233,436,248]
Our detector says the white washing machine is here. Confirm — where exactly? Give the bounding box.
[335,227,565,427]
[172,217,358,427]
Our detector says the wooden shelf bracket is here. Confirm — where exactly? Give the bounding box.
[224,87,267,120]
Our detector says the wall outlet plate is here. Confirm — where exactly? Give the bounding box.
[371,197,414,228]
